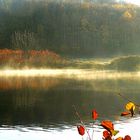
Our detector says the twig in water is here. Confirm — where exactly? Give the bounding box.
[118,93,140,107]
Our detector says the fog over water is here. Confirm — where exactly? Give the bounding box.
[0,67,140,139]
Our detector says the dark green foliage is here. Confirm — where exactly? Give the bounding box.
[0,0,140,57]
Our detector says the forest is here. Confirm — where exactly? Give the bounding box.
[0,0,140,58]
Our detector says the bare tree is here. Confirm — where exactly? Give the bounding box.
[11,31,38,50]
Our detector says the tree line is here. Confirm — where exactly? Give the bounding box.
[0,0,140,57]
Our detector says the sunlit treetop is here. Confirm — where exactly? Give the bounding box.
[123,10,133,18]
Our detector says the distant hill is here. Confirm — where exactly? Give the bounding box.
[104,56,140,71]
[66,55,140,71]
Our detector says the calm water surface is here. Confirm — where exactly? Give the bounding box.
[0,69,140,140]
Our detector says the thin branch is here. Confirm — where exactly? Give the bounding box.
[72,105,92,140]
[118,93,140,107]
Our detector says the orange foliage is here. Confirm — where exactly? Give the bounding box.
[0,49,62,67]
[101,120,114,132]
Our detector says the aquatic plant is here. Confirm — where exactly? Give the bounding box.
[74,104,132,140]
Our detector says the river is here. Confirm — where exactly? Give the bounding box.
[0,69,140,140]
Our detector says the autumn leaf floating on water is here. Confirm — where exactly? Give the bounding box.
[77,125,85,136]
[121,102,135,117]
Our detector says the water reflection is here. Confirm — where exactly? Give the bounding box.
[0,77,59,90]
[0,76,140,125]
[0,116,140,140]
[0,72,140,139]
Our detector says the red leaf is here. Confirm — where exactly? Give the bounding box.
[77,125,85,136]
[124,135,131,140]
[92,109,98,120]
[121,112,131,116]
[103,130,112,140]
[103,130,111,138]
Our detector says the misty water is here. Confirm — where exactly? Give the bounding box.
[0,69,140,140]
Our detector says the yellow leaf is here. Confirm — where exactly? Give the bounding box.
[126,102,135,111]
[110,130,119,136]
